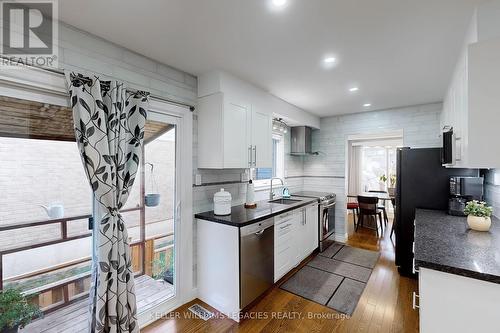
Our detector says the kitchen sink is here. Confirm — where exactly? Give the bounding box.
[269,198,302,205]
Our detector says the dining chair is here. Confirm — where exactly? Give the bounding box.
[356,195,384,237]
[347,197,359,228]
[368,190,389,227]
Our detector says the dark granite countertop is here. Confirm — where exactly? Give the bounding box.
[414,209,500,284]
[194,196,318,227]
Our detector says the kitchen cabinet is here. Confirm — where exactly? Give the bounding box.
[417,267,500,333]
[441,37,500,168]
[197,202,319,320]
[274,203,318,282]
[251,105,273,168]
[274,211,300,282]
[304,203,319,255]
[197,92,272,169]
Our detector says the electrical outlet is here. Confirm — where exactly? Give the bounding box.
[494,170,500,186]
[195,174,202,186]
[241,172,249,182]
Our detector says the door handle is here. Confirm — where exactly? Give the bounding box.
[412,258,419,274]
[248,146,252,167]
[412,292,420,310]
[280,223,291,229]
[176,202,181,223]
[252,146,257,167]
[254,229,265,236]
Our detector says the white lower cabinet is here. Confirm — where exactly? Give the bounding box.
[197,203,320,321]
[305,203,319,255]
[274,203,318,282]
[274,211,299,282]
[418,267,500,333]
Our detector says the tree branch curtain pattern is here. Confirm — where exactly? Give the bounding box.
[66,72,149,333]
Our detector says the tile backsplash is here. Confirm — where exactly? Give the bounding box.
[192,124,305,213]
[303,103,443,238]
[485,169,500,219]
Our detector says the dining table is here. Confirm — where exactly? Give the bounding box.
[347,192,394,201]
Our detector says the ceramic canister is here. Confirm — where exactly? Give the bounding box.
[214,188,232,215]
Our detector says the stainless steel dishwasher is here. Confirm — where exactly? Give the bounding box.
[240,217,274,309]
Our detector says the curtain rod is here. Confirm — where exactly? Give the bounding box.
[5,59,196,112]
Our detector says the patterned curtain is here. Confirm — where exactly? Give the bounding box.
[66,72,149,333]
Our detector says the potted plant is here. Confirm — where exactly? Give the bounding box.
[379,174,388,191]
[387,174,397,196]
[0,289,41,333]
[145,163,160,207]
[152,255,174,285]
[464,200,493,232]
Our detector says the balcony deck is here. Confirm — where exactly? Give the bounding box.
[21,275,174,333]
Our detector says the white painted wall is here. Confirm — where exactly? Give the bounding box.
[477,0,500,42]
[303,103,442,239]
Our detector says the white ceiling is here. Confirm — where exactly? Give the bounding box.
[59,0,485,117]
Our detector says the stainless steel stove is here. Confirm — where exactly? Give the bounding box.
[292,191,336,252]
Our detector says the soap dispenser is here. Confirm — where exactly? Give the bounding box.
[282,187,291,198]
[244,180,257,209]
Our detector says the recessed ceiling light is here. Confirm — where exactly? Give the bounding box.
[363,103,372,107]
[349,87,359,92]
[272,0,287,7]
[323,57,336,64]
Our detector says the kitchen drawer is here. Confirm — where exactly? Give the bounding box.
[275,211,295,224]
[276,221,294,237]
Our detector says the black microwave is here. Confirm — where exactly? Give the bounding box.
[441,127,454,165]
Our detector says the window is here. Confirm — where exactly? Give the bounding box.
[253,133,284,187]
[360,146,397,192]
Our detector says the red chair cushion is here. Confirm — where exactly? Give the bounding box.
[347,202,359,209]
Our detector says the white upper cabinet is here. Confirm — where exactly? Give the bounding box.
[197,72,273,169]
[198,92,249,168]
[224,98,251,168]
[441,8,500,168]
[467,38,500,168]
[251,105,272,168]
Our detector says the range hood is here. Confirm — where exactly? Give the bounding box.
[290,126,314,155]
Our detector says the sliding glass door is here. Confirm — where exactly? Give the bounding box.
[0,95,182,331]
[130,111,180,318]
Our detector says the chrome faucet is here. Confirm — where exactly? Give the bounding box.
[269,177,284,200]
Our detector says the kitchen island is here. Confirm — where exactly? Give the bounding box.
[413,209,500,333]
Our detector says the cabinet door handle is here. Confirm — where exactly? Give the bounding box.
[412,258,419,274]
[252,146,257,167]
[412,291,420,310]
[248,146,252,167]
[280,223,291,229]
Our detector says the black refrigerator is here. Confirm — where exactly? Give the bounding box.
[395,147,479,277]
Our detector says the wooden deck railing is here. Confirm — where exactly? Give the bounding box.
[0,209,173,314]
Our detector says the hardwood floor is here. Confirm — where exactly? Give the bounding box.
[144,216,419,333]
